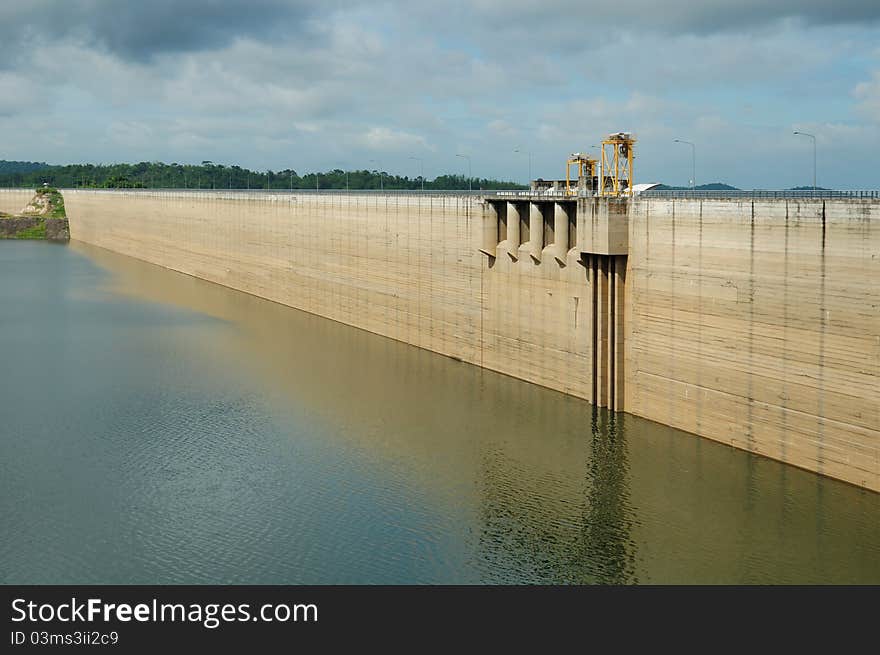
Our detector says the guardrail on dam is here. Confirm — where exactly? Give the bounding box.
[12,188,874,492]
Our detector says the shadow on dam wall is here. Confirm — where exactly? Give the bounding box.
[65,240,880,583]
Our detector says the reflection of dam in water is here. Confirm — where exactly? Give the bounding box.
[581,412,638,585]
[29,187,876,493]
[478,410,638,584]
[1,241,877,583]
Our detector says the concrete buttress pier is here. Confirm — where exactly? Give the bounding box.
[483,196,625,411]
[62,189,878,491]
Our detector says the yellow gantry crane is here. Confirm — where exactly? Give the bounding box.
[565,154,598,196]
[599,132,635,197]
[560,133,635,197]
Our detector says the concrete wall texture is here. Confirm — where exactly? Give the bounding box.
[62,190,878,491]
[0,189,35,214]
[627,199,877,492]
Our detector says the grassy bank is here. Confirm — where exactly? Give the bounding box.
[13,220,47,239]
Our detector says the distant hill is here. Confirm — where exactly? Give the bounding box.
[0,160,50,175]
[654,182,740,191]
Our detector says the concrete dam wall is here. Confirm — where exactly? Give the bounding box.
[627,198,877,492]
[62,190,878,491]
[0,189,36,214]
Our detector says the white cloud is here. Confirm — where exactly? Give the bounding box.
[359,127,430,152]
[854,71,880,121]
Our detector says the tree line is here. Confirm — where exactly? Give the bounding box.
[0,160,50,176]
[0,161,526,191]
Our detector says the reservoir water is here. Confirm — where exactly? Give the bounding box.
[1,240,878,584]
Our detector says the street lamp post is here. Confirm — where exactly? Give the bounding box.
[514,148,532,185]
[369,159,383,192]
[409,156,424,191]
[793,131,817,192]
[673,139,696,190]
[456,154,472,192]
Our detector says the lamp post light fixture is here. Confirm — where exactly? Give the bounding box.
[793,131,817,192]
[513,148,532,185]
[673,139,696,190]
[409,156,424,191]
[456,154,472,192]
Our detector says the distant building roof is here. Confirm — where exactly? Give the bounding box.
[630,183,661,195]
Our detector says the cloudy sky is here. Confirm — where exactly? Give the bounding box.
[1,1,879,187]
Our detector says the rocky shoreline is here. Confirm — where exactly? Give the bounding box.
[0,216,70,240]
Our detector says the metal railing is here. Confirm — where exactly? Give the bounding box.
[8,187,879,200]
[50,188,505,197]
[639,189,880,200]
[490,189,586,199]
